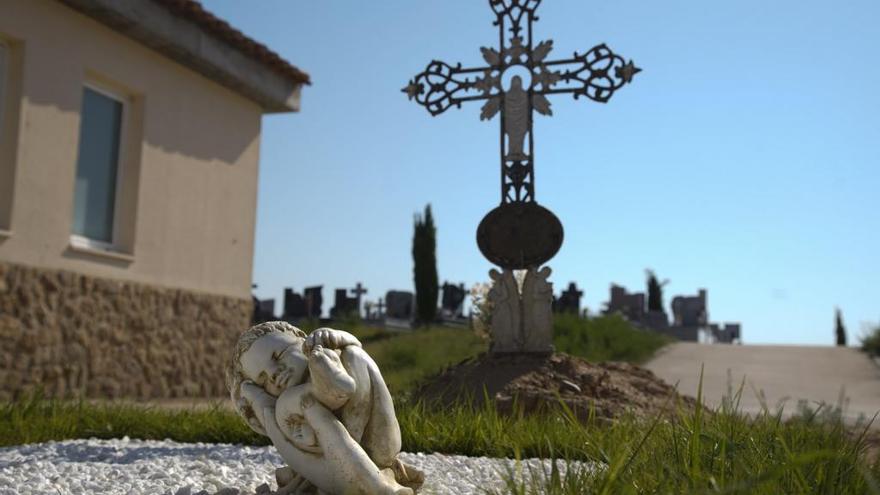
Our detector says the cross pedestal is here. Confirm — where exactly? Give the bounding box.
[488,267,554,354]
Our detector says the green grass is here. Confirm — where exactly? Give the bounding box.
[0,397,267,447]
[363,326,487,393]
[488,393,880,494]
[553,314,672,364]
[2,392,878,494]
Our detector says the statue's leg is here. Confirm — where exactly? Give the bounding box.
[262,406,340,494]
[301,395,412,495]
[340,346,402,468]
[274,466,316,494]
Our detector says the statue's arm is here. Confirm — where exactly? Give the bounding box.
[239,381,277,435]
[308,346,357,410]
[304,328,361,354]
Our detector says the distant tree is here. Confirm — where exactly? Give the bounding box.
[861,323,880,357]
[835,308,847,346]
[646,269,668,312]
[412,204,438,325]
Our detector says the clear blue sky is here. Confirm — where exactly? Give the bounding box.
[202,0,879,345]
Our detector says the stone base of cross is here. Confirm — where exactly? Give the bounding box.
[487,267,554,355]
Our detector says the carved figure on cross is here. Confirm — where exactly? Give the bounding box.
[403,0,640,205]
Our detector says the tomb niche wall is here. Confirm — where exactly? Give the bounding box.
[0,261,250,399]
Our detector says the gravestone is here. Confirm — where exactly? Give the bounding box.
[303,286,323,319]
[362,299,385,321]
[375,297,385,319]
[251,296,276,324]
[330,289,359,319]
[672,289,708,327]
[605,284,646,323]
[644,310,670,329]
[385,290,415,320]
[441,282,467,318]
[351,282,368,317]
[259,299,276,317]
[404,1,639,354]
[283,288,306,320]
[709,323,741,343]
[554,282,583,314]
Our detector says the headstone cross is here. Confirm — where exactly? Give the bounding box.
[351,282,368,316]
[404,0,640,270]
[352,283,368,300]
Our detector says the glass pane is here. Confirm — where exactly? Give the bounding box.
[72,87,122,243]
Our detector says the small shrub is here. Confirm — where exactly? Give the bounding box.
[861,324,880,357]
[469,281,492,342]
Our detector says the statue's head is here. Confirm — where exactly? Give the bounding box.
[227,321,309,426]
[510,75,524,89]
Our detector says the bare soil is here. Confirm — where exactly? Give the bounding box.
[413,352,697,420]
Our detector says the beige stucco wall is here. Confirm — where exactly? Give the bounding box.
[0,0,263,299]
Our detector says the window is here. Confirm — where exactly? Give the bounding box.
[72,86,124,246]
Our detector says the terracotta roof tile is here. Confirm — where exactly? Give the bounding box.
[151,0,311,85]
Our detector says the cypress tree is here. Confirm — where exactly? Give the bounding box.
[646,269,665,312]
[835,308,847,346]
[412,204,438,325]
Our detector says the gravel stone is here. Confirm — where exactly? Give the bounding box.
[0,438,595,495]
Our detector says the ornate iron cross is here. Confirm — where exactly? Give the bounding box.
[403,0,640,269]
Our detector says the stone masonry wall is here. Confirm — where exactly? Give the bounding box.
[0,261,251,399]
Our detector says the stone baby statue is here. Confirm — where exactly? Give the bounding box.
[227,321,424,494]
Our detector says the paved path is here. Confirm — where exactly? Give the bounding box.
[644,343,880,423]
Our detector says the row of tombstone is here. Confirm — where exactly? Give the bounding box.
[253,281,469,323]
[369,283,468,322]
[254,280,586,325]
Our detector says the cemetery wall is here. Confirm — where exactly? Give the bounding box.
[0,261,250,400]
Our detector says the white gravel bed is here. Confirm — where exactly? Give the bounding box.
[0,438,593,495]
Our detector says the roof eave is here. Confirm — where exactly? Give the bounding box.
[58,0,305,113]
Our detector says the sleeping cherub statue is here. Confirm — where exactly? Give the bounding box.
[226,321,424,495]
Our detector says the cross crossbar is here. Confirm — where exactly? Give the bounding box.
[403,0,640,204]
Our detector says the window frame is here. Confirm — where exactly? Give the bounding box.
[70,81,129,252]
[0,39,8,141]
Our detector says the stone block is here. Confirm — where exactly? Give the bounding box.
[0,261,250,399]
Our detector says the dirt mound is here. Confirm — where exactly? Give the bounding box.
[414,352,696,420]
